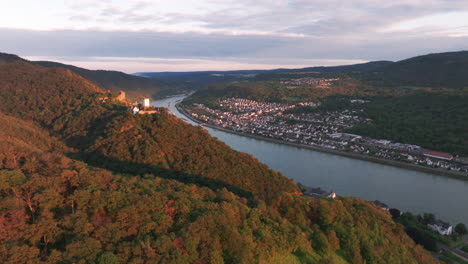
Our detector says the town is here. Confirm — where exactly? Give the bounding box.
[185,97,468,174]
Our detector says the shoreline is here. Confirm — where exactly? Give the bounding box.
[176,103,468,181]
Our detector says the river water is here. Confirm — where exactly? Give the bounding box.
[153,95,468,226]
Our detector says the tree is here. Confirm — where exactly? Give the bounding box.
[97,252,120,264]
[389,208,401,219]
[312,231,330,255]
[0,170,26,194]
[422,213,435,225]
[455,223,467,235]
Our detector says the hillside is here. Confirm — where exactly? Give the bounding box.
[34,60,186,100]
[0,53,440,263]
[0,112,66,153]
[362,51,468,88]
[295,60,393,73]
[0,119,438,263]
[348,93,468,156]
[0,55,122,149]
[85,110,298,202]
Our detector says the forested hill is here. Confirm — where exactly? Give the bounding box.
[0,53,298,201]
[0,52,27,64]
[34,60,184,100]
[363,51,468,88]
[0,53,440,263]
[0,52,186,100]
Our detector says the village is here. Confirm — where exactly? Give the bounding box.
[280,77,340,87]
[186,97,468,174]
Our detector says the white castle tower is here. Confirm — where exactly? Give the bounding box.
[143,98,150,108]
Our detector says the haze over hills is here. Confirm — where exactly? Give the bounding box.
[0,53,440,263]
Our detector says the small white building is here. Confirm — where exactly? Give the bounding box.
[304,188,337,199]
[428,220,453,236]
[132,106,140,114]
[372,200,390,211]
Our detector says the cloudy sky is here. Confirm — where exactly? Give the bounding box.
[1,0,468,72]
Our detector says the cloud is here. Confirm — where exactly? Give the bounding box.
[381,11,468,37]
[2,0,468,72]
[2,28,467,65]
[4,0,468,38]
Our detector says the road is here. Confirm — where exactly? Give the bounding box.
[438,235,468,261]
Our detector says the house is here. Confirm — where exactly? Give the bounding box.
[423,151,453,161]
[303,187,336,199]
[132,106,140,114]
[372,200,390,211]
[428,220,453,235]
[376,139,392,145]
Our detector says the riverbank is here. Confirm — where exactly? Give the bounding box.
[176,103,468,181]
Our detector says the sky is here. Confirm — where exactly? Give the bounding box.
[1,0,468,73]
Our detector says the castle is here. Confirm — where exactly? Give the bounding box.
[132,97,158,115]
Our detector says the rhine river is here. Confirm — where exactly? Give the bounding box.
[154,95,468,226]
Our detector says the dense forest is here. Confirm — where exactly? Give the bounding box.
[0,53,440,263]
[348,93,468,156]
[0,52,187,101]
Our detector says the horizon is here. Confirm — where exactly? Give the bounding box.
[22,55,369,74]
[2,0,468,72]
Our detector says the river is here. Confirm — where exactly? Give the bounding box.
[153,95,468,226]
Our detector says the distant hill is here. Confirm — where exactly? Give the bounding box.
[138,61,394,87]
[0,54,104,126]
[280,60,394,74]
[34,60,184,100]
[137,70,274,88]
[0,52,26,64]
[364,51,468,88]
